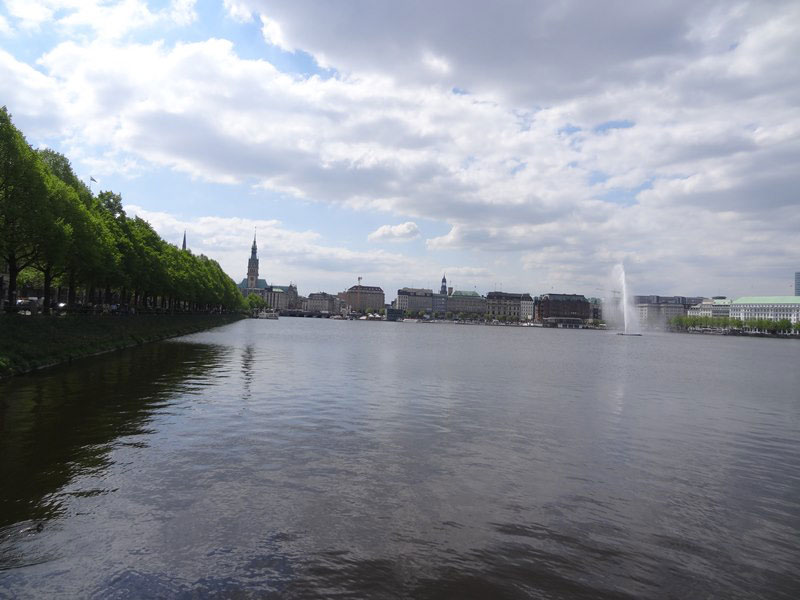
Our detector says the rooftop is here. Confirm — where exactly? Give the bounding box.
[450,290,481,297]
[732,296,800,305]
[541,293,587,301]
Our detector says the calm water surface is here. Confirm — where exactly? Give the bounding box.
[1,319,799,598]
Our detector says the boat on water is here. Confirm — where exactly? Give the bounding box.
[257,310,279,319]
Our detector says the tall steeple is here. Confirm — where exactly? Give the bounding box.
[440,274,447,295]
[182,230,187,251]
[247,230,259,290]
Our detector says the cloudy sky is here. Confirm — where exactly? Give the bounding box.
[2,0,798,298]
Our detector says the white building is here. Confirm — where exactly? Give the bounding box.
[637,303,686,330]
[730,297,800,324]
[520,297,534,321]
[687,297,731,318]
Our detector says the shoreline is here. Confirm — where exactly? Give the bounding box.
[0,313,245,380]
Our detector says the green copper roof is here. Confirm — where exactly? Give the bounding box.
[732,296,800,304]
[451,290,481,297]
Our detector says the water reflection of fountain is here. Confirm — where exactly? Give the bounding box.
[611,264,642,336]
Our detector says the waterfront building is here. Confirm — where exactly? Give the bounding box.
[487,291,533,320]
[432,293,448,316]
[307,292,343,314]
[687,297,731,318]
[339,284,385,313]
[587,297,603,321]
[432,275,448,316]
[396,288,433,313]
[730,296,800,324]
[520,295,534,321]
[795,272,800,296]
[633,294,703,329]
[634,295,704,307]
[637,303,687,330]
[535,293,591,326]
[237,234,299,309]
[446,290,487,316]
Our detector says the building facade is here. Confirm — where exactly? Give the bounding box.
[396,288,433,313]
[637,303,687,330]
[447,291,486,316]
[339,285,385,313]
[587,297,603,321]
[306,292,342,314]
[535,294,591,323]
[634,295,704,307]
[487,292,532,319]
[730,296,800,324]
[520,296,534,321]
[432,275,448,316]
[687,297,731,318]
[795,272,800,296]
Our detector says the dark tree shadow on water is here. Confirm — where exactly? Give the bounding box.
[0,341,228,530]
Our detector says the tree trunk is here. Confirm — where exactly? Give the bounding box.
[67,270,76,307]
[6,255,18,306]
[42,265,53,315]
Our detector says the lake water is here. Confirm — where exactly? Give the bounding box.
[1,319,799,598]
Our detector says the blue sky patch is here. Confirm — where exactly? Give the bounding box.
[594,119,635,133]
[597,179,652,205]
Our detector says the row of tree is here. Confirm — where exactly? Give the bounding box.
[670,315,800,334]
[0,107,244,313]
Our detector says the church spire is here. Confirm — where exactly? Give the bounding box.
[247,230,259,290]
[440,273,447,295]
[182,230,187,251]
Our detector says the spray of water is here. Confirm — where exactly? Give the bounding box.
[607,264,640,335]
[612,263,640,335]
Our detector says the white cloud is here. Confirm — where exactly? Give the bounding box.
[0,15,13,35]
[259,15,291,52]
[223,0,254,23]
[422,51,450,75]
[5,0,53,30]
[367,222,420,242]
[124,205,418,290]
[4,0,196,39]
[3,0,799,297]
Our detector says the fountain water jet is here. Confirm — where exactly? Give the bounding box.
[613,263,642,336]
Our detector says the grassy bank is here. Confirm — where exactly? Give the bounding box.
[0,313,245,378]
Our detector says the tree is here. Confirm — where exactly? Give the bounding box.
[30,175,77,312]
[0,107,49,305]
[246,293,267,311]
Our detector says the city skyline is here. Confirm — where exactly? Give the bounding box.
[1,1,798,297]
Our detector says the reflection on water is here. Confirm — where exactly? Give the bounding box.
[1,320,799,599]
[0,342,227,529]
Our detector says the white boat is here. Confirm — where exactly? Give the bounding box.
[257,310,279,319]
